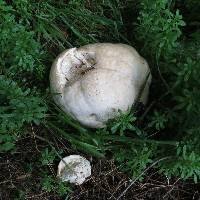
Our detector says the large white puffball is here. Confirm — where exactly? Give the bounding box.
[50,43,151,128]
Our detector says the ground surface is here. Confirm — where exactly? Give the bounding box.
[1,134,200,200]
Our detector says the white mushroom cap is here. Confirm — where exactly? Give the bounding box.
[50,43,151,128]
[57,155,91,185]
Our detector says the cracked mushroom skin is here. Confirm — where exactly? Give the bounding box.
[50,43,151,128]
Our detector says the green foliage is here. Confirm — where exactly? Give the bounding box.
[0,76,46,130]
[136,0,185,60]
[40,148,58,166]
[114,143,155,180]
[185,0,200,23]
[158,144,200,183]
[135,0,200,182]
[108,110,141,136]
[41,175,71,196]
[0,1,47,154]
[148,111,168,131]
[0,2,45,79]
[11,0,126,48]
[0,76,46,152]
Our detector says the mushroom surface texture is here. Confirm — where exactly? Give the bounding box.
[57,155,91,185]
[50,43,151,128]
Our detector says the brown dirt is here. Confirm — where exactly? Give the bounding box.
[1,130,200,200]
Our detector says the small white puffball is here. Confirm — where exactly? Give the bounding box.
[50,43,151,128]
[57,155,91,185]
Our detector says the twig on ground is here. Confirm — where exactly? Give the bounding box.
[116,157,171,200]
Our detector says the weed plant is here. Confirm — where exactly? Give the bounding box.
[1,0,200,198]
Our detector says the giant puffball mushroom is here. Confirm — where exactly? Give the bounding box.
[57,155,91,185]
[50,43,151,128]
